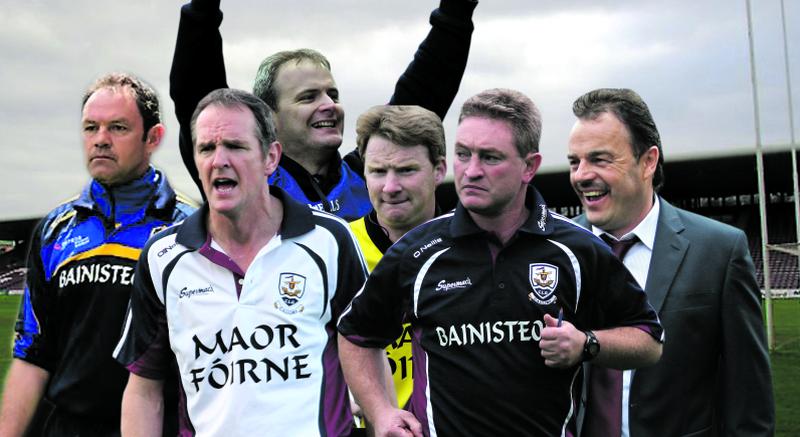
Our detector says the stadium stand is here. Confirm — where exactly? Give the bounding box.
[3,150,799,296]
[441,149,800,297]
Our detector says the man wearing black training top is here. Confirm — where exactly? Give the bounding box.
[338,88,664,437]
[171,0,478,221]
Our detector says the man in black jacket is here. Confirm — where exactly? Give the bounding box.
[171,0,478,221]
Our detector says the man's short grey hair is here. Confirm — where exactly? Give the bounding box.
[190,88,278,156]
[458,88,542,157]
[252,49,332,111]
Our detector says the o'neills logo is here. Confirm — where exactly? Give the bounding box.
[413,237,443,258]
[435,277,472,292]
[179,286,214,299]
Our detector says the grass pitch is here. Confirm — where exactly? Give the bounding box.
[0,295,796,434]
[0,295,19,386]
[770,298,800,437]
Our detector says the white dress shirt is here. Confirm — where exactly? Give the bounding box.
[591,197,660,437]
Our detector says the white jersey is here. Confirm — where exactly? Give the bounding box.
[115,189,368,436]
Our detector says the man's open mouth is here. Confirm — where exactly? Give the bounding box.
[582,190,608,202]
[213,178,237,192]
[311,120,336,128]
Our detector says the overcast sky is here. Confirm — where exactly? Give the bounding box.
[1,0,798,220]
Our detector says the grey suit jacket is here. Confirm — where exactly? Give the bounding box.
[576,198,774,437]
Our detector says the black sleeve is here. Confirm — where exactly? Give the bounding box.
[583,241,663,341]
[170,0,227,197]
[13,220,56,371]
[337,241,407,349]
[388,0,477,119]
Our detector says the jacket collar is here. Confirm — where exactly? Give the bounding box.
[73,166,175,218]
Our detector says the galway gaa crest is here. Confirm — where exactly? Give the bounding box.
[275,273,306,314]
[528,263,558,305]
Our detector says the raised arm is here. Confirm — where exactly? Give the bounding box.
[170,0,228,195]
[389,0,478,120]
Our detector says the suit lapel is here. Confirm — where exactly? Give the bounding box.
[644,199,689,314]
[574,201,689,314]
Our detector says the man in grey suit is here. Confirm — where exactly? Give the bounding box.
[567,88,774,436]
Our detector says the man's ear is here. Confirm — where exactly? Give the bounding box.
[522,152,542,184]
[640,145,659,181]
[265,140,283,176]
[145,123,165,156]
[433,157,447,186]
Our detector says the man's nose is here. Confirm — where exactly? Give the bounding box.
[383,171,402,193]
[463,156,483,179]
[571,161,594,183]
[94,127,111,148]
[211,147,230,168]
[318,94,338,112]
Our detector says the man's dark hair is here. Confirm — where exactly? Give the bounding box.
[252,49,332,111]
[190,88,278,156]
[82,72,161,141]
[572,88,665,191]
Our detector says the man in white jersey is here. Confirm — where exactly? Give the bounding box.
[115,88,368,436]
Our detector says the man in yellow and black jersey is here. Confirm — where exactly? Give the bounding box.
[349,105,446,419]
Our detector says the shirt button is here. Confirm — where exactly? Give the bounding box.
[498,282,505,289]
[238,278,244,285]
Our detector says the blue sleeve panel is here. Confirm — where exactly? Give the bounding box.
[13,286,39,359]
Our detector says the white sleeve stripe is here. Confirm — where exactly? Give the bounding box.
[112,308,132,359]
[425,351,438,437]
[392,211,453,246]
[560,366,582,437]
[551,213,604,242]
[336,283,366,326]
[413,248,450,318]
[546,239,582,311]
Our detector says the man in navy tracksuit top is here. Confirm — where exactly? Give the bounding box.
[170,0,478,221]
[0,73,195,437]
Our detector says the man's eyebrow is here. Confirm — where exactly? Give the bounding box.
[587,150,612,159]
[82,117,130,124]
[222,139,247,147]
